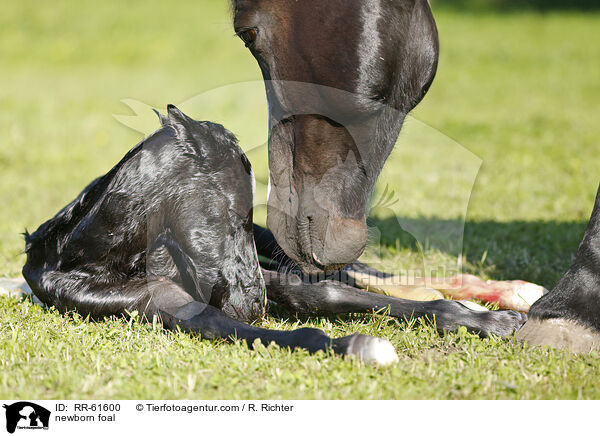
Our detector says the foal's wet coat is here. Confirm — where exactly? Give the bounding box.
[23,106,401,364]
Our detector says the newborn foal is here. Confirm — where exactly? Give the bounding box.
[22,105,397,364]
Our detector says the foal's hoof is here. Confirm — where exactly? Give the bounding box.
[477,309,528,338]
[334,334,399,365]
[516,318,600,353]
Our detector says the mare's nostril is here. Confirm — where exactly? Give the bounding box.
[298,214,368,271]
[321,216,368,265]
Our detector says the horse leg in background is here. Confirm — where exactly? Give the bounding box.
[517,184,600,353]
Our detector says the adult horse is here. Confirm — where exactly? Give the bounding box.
[234,0,438,273]
[234,0,528,337]
[235,0,600,352]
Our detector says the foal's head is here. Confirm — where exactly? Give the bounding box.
[232,0,439,273]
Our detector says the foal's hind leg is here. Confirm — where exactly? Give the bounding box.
[263,270,526,338]
[142,279,398,364]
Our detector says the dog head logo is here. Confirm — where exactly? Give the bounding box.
[2,402,50,433]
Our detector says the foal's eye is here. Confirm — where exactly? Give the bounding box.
[237,28,257,47]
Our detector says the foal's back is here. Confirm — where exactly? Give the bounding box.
[22,106,259,318]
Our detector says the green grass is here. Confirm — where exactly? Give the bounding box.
[3,297,600,399]
[1,0,600,399]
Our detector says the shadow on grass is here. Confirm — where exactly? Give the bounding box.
[368,215,588,288]
[432,0,600,12]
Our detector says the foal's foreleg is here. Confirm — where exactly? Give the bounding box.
[144,280,398,365]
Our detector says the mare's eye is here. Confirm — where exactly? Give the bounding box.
[238,28,257,47]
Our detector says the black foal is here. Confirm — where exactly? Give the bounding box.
[22,105,398,364]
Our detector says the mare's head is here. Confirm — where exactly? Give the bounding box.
[232,0,439,273]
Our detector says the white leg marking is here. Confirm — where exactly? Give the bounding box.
[517,318,600,353]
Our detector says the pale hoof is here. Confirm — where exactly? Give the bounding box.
[516,318,600,353]
[346,335,399,365]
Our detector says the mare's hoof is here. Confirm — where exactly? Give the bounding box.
[516,318,600,353]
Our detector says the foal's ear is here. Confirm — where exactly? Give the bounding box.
[166,104,191,125]
[152,108,169,127]
[153,105,193,128]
